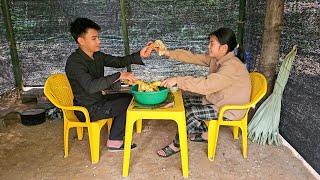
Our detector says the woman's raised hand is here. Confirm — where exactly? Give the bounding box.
[140,40,169,58]
[153,40,168,56]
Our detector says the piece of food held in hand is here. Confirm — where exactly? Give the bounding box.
[153,40,167,56]
[144,40,167,56]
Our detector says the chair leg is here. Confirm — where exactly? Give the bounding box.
[77,127,84,140]
[64,123,69,158]
[208,121,219,161]
[107,119,112,134]
[233,127,239,140]
[241,126,248,158]
[88,123,101,164]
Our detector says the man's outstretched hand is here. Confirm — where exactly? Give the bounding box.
[119,72,138,85]
[140,41,154,58]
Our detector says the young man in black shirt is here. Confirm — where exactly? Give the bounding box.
[66,18,152,151]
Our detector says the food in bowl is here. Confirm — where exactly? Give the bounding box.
[122,80,161,92]
[131,84,169,105]
[136,80,161,92]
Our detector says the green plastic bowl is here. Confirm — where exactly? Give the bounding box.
[130,85,169,105]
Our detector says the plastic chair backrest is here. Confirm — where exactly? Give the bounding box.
[249,72,267,106]
[44,73,76,120]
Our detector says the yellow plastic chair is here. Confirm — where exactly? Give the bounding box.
[205,72,267,161]
[44,73,112,164]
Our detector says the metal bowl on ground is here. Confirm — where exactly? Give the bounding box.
[130,85,169,105]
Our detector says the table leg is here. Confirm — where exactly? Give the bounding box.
[122,116,135,177]
[176,116,189,178]
[136,119,142,133]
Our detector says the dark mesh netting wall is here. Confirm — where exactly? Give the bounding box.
[279,0,320,174]
[0,6,15,95]
[6,0,239,86]
[245,0,320,173]
[244,0,265,69]
[126,0,239,81]
[1,0,319,173]
[8,0,125,86]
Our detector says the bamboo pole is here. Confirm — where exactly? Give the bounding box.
[119,0,131,72]
[258,0,284,95]
[1,0,23,89]
[237,0,246,62]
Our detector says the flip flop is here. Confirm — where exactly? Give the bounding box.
[157,141,180,158]
[190,133,208,143]
[107,143,137,152]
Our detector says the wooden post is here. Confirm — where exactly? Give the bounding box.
[119,0,131,72]
[258,0,284,95]
[1,0,23,89]
[237,0,246,62]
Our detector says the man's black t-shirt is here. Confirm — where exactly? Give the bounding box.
[65,48,144,108]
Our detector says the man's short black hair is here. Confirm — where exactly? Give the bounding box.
[69,18,101,43]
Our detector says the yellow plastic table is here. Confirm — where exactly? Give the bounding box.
[122,90,189,178]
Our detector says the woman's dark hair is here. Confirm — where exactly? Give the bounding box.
[69,18,101,43]
[208,27,238,53]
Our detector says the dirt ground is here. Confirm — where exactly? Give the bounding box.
[0,92,317,180]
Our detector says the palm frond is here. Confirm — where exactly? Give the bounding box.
[248,45,298,145]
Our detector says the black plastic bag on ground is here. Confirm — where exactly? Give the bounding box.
[46,107,63,121]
